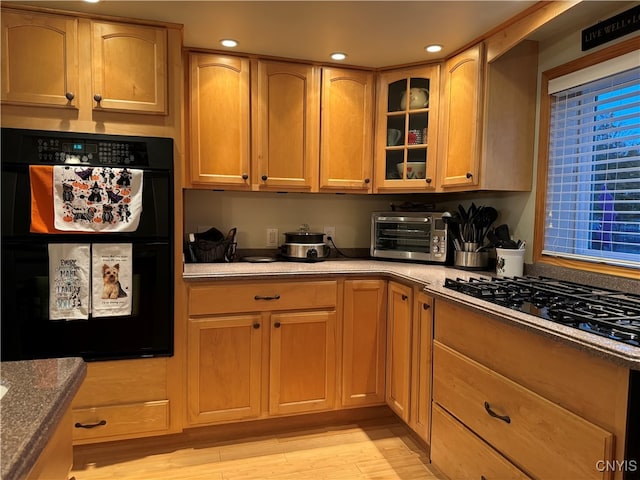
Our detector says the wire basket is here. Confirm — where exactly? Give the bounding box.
[191,238,232,262]
[187,227,237,263]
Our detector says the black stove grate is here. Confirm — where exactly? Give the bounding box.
[444,276,640,347]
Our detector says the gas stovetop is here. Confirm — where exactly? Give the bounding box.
[444,276,640,347]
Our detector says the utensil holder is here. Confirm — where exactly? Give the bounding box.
[454,251,488,270]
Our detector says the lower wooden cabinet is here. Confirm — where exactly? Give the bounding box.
[432,299,629,480]
[269,310,336,415]
[71,358,171,443]
[431,403,530,480]
[408,290,433,444]
[187,315,262,425]
[186,280,338,426]
[341,279,387,407]
[385,281,413,422]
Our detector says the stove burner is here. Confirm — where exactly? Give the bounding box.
[444,276,640,347]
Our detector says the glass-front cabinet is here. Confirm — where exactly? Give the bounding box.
[374,65,440,192]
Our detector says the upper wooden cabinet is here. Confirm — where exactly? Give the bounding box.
[439,41,538,191]
[253,60,320,192]
[374,64,440,192]
[319,68,375,193]
[439,44,484,189]
[91,21,167,114]
[1,9,168,115]
[1,9,78,108]
[188,53,251,188]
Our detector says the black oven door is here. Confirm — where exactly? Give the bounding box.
[1,240,173,361]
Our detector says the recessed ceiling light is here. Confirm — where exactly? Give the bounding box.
[220,39,238,48]
[425,44,443,53]
[84,0,100,3]
[330,52,347,61]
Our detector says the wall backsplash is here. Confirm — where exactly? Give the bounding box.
[183,189,533,257]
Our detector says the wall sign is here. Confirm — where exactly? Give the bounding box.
[582,5,640,51]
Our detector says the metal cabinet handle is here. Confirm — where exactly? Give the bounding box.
[65,92,75,101]
[254,294,280,301]
[364,178,370,184]
[75,420,107,429]
[466,172,473,179]
[93,94,103,105]
[252,322,260,329]
[425,177,432,184]
[484,401,511,424]
[401,294,408,300]
[423,303,430,310]
[242,173,249,180]
[274,321,281,328]
[261,175,268,181]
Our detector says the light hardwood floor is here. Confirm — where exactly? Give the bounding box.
[71,418,443,480]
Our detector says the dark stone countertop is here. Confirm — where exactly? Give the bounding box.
[1,357,86,480]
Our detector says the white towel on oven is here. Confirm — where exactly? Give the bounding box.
[48,244,91,320]
[52,166,143,232]
[91,243,133,318]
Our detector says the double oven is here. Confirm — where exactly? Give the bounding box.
[1,128,174,362]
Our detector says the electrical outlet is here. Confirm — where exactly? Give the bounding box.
[266,228,279,247]
[323,226,336,243]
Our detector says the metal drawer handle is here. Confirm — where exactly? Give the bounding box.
[254,294,280,301]
[75,420,107,429]
[484,401,511,424]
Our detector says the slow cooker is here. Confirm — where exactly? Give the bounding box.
[280,230,330,262]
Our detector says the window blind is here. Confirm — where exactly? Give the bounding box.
[543,63,640,268]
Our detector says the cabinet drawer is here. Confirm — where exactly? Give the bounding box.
[433,342,614,480]
[431,403,530,480]
[434,300,629,433]
[72,400,169,442]
[189,281,337,315]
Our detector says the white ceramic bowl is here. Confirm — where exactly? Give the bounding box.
[396,162,426,179]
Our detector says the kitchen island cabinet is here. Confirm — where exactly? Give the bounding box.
[1,8,167,115]
[1,357,86,480]
[186,280,337,426]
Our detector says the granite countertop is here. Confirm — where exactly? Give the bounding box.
[1,357,86,480]
[184,260,640,369]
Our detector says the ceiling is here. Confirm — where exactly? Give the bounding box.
[4,1,635,67]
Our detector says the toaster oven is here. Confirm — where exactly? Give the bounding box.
[371,212,449,263]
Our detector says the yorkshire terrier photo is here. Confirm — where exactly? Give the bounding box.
[101,263,128,299]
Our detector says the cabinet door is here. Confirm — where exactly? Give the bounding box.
[187,315,262,425]
[409,290,433,444]
[92,21,167,114]
[386,281,413,421]
[374,65,439,192]
[269,310,336,415]
[341,279,386,407]
[439,43,484,189]
[1,9,78,108]
[320,67,374,192]
[254,60,320,191]
[188,53,251,187]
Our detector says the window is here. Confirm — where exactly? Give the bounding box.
[539,47,640,271]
